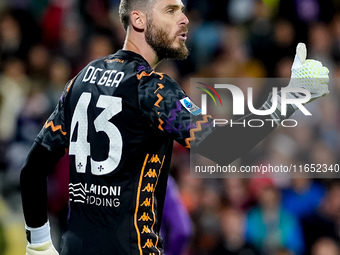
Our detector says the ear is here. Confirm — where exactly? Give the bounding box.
[130,11,146,30]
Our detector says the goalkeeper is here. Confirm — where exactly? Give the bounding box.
[20,0,329,254]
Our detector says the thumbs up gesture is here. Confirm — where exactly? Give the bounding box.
[288,43,330,103]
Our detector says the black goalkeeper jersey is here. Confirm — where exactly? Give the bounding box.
[35,50,207,255]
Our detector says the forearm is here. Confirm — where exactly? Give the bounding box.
[20,142,64,228]
[194,112,281,165]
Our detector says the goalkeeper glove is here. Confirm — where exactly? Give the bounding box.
[262,42,330,125]
[26,241,59,255]
[287,42,329,106]
[25,222,59,255]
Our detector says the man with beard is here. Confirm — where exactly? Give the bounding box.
[20,0,329,254]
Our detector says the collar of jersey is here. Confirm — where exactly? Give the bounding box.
[115,50,151,69]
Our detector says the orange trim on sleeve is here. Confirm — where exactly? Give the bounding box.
[137,71,164,81]
[44,121,67,136]
[66,78,75,92]
[184,138,191,149]
[154,94,163,108]
[185,115,212,149]
[158,119,164,131]
[154,83,165,94]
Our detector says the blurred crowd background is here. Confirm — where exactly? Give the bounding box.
[1,0,340,254]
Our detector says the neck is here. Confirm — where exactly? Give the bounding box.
[123,28,160,69]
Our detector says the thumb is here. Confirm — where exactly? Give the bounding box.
[292,43,307,69]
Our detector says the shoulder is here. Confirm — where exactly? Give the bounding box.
[137,68,187,108]
[137,67,182,91]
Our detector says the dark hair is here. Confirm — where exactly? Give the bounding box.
[119,0,155,31]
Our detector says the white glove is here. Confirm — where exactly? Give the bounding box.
[262,43,330,123]
[26,240,59,255]
[288,42,330,103]
[25,222,59,255]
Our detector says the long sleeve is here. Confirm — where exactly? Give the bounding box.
[20,142,64,228]
[137,70,282,165]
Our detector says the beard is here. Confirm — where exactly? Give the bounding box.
[145,18,189,61]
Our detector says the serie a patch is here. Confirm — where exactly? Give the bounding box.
[180,97,202,116]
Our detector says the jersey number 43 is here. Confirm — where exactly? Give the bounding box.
[69,92,123,175]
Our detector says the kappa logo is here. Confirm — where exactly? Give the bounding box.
[142,225,151,234]
[148,154,161,164]
[143,239,155,248]
[142,183,155,193]
[138,212,152,222]
[140,198,152,207]
[144,169,158,178]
